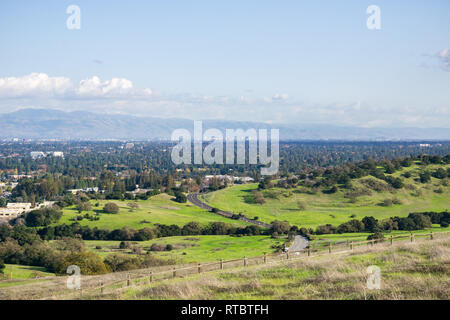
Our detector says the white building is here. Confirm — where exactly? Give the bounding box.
[0,201,54,219]
[52,151,64,157]
[7,202,32,211]
[204,175,254,183]
[67,187,99,194]
[30,151,46,159]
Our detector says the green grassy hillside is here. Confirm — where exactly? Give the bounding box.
[201,164,450,229]
[56,193,249,230]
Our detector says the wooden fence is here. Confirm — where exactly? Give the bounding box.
[38,230,449,300]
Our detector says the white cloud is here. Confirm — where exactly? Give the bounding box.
[0,73,152,99]
[78,76,134,97]
[437,48,450,71]
[0,73,73,98]
[0,73,448,128]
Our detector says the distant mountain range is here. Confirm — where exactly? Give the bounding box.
[0,108,449,141]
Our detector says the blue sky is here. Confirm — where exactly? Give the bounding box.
[0,0,449,127]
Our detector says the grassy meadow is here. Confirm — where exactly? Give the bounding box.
[0,264,55,289]
[84,235,287,263]
[200,164,450,229]
[56,193,249,230]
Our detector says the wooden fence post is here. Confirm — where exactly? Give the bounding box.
[350,241,354,251]
[263,253,267,264]
[307,248,311,256]
[127,274,130,286]
[390,236,393,245]
[244,256,247,267]
[173,267,177,278]
[198,263,201,273]
[149,271,153,283]
[100,282,104,294]
[328,242,332,253]
[430,232,433,240]
[220,259,224,270]
[410,233,414,242]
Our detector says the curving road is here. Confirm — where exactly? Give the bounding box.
[188,193,310,250]
[288,235,309,252]
[187,193,271,228]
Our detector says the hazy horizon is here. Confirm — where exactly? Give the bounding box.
[0,1,449,129]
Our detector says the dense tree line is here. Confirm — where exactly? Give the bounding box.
[299,211,449,238]
[1,141,449,185]
[0,229,174,275]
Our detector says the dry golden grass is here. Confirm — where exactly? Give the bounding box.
[1,237,448,300]
[122,238,449,300]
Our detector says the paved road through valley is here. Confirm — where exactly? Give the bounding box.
[187,193,271,228]
[187,193,310,251]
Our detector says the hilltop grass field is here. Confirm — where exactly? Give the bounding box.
[310,225,450,247]
[200,164,450,229]
[114,237,450,300]
[56,193,249,230]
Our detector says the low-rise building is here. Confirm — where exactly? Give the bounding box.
[30,151,46,159]
[52,151,64,157]
[0,201,54,219]
[67,187,100,194]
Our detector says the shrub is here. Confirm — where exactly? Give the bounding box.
[367,232,385,243]
[315,224,337,235]
[419,171,431,183]
[270,220,291,234]
[56,252,109,275]
[297,201,307,210]
[385,176,403,189]
[104,254,142,272]
[119,241,132,249]
[252,190,266,204]
[134,228,156,241]
[380,199,393,207]
[362,216,379,233]
[103,202,120,214]
[432,168,447,179]
[323,185,338,194]
[174,192,187,203]
[150,243,166,251]
[402,171,412,178]
[76,202,92,213]
[408,213,432,229]
[337,219,365,234]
